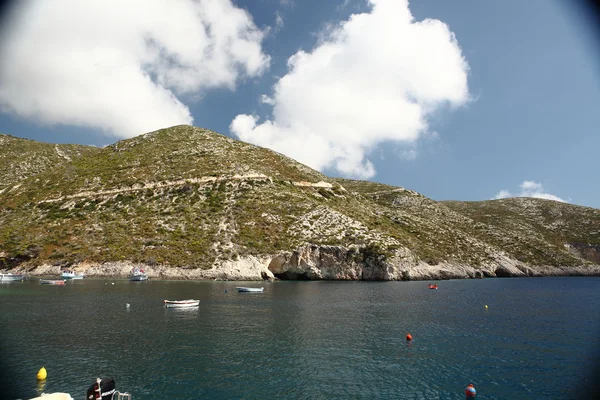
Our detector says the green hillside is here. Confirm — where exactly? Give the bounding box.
[1,125,598,279]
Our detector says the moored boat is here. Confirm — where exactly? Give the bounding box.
[164,299,200,308]
[40,279,66,285]
[129,267,149,281]
[28,393,74,400]
[428,283,438,290]
[61,270,85,279]
[0,273,25,282]
[236,287,264,293]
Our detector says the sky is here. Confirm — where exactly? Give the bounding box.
[0,0,599,208]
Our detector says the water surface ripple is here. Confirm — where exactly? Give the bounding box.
[1,277,599,399]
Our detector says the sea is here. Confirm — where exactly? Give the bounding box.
[1,277,599,400]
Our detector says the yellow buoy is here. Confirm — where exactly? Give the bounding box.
[37,367,47,380]
[484,305,488,309]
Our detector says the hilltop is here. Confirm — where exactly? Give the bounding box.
[0,125,598,280]
[0,134,101,189]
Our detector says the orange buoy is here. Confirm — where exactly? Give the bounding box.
[406,333,412,341]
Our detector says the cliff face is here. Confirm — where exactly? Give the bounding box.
[1,125,599,280]
[22,243,600,282]
[265,244,600,281]
[566,243,600,264]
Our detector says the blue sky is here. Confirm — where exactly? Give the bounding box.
[0,0,598,208]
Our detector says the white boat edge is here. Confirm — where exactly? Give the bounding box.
[0,273,25,282]
[28,393,74,400]
[164,299,200,308]
[61,272,85,279]
[236,287,264,292]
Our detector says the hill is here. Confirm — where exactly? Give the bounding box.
[1,125,598,280]
[0,134,101,190]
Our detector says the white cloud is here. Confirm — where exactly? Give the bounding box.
[520,180,542,191]
[336,0,354,11]
[493,190,512,200]
[399,148,417,161]
[493,181,567,202]
[275,11,284,31]
[280,0,295,7]
[0,0,269,138]
[231,0,469,178]
[260,94,276,105]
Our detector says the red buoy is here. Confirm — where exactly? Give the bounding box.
[406,333,412,341]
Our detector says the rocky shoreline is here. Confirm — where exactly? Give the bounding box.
[7,245,600,281]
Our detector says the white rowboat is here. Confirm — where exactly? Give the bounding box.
[236,287,264,293]
[0,273,24,282]
[164,299,199,308]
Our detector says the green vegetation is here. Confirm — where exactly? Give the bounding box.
[1,125,599,272]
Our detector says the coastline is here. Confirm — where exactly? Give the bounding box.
[9,256,600,281]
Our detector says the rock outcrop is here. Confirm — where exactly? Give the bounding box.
[566,243,600,264]
[12,243,600,281]
[24,256,275,281]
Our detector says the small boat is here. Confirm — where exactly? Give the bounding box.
[40,279,66,285]
[164,299,200,308]
[129,267,149,281]
[29,393,74,400]
[28,377,131,400]
[236,287,264,293]
[428,284,438,290]
[0,273,25,282]
[61,270,85,279]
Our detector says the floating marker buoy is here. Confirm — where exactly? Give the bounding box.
[465,383,476,398]
[406,333,412,341]
[37,367,47,380]
[126,303,130,309]
[111,282,115,285]
[485,305,488,309]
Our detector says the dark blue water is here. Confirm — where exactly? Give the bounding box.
[1,277,599,399]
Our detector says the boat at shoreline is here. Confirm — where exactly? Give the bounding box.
[236,287,264,293]
[164,299,200,308]
[28,377,131,400]
[29,393,74,400]
[129,267,149,281]
[0,273,25,282]
[61,270,85,279]
[40,279,66,285]
[428,283,438,290]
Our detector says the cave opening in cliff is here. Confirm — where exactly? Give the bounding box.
[273,271,311,280]
[494,267,512,277]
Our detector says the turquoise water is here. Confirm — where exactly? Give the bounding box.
[1,277,599,399]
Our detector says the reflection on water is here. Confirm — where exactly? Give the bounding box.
[164,306,200,321]
[36,379,46,396]
[0,278,599,399]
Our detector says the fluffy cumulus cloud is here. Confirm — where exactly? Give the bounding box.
[231,0,469,178]
[0,0,269,138]
[493,181,567,202]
